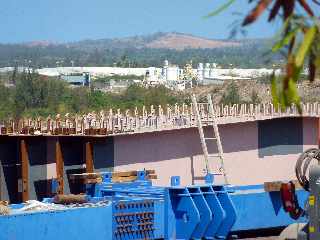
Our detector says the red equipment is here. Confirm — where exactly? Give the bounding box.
[280,181,303,220]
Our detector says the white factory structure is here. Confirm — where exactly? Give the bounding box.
[145,60,201,90]
[0,61,282,91]
[143,60,279,90]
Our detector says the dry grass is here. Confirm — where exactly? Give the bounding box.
[187,79,320,105]
[145,33,240,50]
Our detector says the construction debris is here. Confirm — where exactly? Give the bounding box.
[69,169,157,184]
[53,194,88,205]
[0,202,10,215]
[17,200,66,212]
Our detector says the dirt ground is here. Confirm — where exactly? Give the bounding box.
[188,79,320,104]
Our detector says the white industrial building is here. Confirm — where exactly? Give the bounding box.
[144,60,193,91]
[34,62,281,91]
[143,60,270,90]
[0,62,282,91]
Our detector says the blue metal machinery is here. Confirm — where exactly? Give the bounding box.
[229,184,308,232]
[0,171,237,240]
[0,170,308,240]
[86,171,237,239]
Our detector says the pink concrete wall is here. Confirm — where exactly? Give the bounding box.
[114,117,320,186]
[114,129,202,186]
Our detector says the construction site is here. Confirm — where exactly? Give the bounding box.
[2,0,320,238]
[0,96,318,239]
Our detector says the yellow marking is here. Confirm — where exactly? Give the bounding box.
[309,195,315,206]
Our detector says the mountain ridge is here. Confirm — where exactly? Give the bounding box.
[16,32,268,50]
[0,32,275,69]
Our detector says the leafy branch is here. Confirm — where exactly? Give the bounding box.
[211,0,320,112]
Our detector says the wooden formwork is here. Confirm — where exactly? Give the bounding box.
[69,169,157,184]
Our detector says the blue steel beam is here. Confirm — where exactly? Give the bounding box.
[229,185,308,232]
[201,186,226,239]
[213,185,237,239]
[188,186,212,239]
[166,187,201,239]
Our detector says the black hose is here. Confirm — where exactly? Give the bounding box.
[295,148,320,191]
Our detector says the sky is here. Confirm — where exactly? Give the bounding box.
[0,0,281,43]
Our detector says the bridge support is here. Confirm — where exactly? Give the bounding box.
[85,141,94,173]
[19,139,29,201]
[55,139,64,194]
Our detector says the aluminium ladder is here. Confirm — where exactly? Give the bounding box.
[191,94,228,184]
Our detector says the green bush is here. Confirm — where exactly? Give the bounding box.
[0,72,187,120]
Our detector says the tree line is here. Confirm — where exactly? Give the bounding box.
[0,41,281,69]
[0,71,280,121]
[0,71,186,120]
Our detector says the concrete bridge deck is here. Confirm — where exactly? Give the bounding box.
[0,102,319,202]
[0,102,319,137]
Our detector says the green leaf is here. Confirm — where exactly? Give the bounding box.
[273,15,293,39]
[295,25,317,68]
[292,64,303,83]
[286,78,300,103]
[316,56,320,68]
[286,78,301,113]
[272,28,298,52]
[315,18,320,33]
[204,0,236,18]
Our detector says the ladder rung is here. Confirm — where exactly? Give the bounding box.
[208,154,221,158]
[204,137,216,140]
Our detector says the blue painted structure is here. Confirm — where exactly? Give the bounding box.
[0,171,308,240]
[0,172,236,240]
[229,184,308,232]
[1,205,113,240]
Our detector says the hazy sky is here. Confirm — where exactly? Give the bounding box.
[0,0,281,43]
